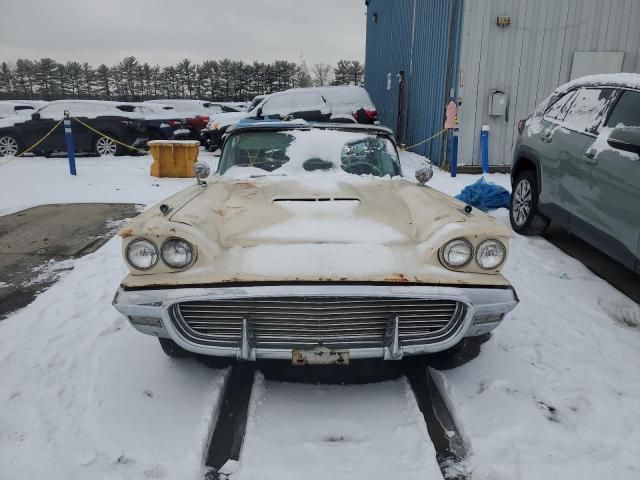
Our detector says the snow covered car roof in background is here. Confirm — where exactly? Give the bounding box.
[226,120,393,137]
[0,101,36,118]
[282,85,375,110]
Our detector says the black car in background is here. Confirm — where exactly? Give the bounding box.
[0,100,153,156]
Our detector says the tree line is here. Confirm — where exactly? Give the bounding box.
[0,57,365,102]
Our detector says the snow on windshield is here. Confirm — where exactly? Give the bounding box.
[220,129,400,178]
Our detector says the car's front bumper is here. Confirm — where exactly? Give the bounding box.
[112,284,518,360]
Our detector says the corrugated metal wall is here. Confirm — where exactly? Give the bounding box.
[364,0,414,141]
[457,0,640,166]
[365,0,461,163]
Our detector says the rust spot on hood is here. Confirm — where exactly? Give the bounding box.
[385,273,409,282]
[120,228,134,238]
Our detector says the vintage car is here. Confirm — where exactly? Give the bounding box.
[112,122,518,363]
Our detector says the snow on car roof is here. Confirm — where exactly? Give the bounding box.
[534,73,640,114]
[282,85,375,109]
[228,120,393,136]
[557,72,640,93]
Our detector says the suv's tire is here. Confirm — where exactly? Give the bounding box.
[158,338,191,358]
[510,170,549,235]
[94,134,125,156]
[0,134,20,157]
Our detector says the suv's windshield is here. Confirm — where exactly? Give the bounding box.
[217,129,401,177]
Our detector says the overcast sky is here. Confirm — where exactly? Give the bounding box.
[0,0,367,67]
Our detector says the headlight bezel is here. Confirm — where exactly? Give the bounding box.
[475,239,507,270]
[160,237,196,270]
[125,238,159,271]
[440,237,474,269]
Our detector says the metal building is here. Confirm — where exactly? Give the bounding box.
[365,0,640,169]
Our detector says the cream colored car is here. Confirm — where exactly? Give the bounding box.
[113,122,518,363]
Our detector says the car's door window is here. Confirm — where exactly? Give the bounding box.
[544,90,578,123]
[261,95,291,116]
[561,87,617,135]
[606,90,640,128]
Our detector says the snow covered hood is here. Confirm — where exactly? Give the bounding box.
[171,175,475,246]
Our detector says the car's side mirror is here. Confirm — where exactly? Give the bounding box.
[607,127,640,156]
[415,165,434,185]
[255,107,263,118]
[31,112,40,120]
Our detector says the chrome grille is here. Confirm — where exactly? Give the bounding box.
[170,297,466,349]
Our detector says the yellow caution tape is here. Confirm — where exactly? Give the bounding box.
[71,116,148,154]
[15,119,65,157]
[402,128,447,151]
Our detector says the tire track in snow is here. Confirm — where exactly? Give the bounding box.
[204,361,468,480]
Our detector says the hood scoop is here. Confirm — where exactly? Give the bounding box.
[272,197,361,203]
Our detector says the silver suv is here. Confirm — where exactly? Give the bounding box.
[510,74,640,273]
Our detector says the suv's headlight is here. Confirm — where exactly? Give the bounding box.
[126,239,158,270]
[476,239,506,270]
[441,238,473,268]
[161,238,194,269]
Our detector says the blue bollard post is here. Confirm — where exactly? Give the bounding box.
[63,111,77,176]
[450,128,459,177]
[480,125,490,174]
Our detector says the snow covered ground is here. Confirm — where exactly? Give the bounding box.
[234,375,443,480]
[0,151,639,479]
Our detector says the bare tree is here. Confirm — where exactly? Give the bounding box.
[311,63,333,86]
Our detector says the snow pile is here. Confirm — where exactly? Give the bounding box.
[234,375,443,480]
[0,238,227,479]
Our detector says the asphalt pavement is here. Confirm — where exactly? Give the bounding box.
[0,203,140,319]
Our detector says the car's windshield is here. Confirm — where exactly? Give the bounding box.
[218,129,401,177]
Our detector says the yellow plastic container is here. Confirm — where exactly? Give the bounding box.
[148,140,200,178]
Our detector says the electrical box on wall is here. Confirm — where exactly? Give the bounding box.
[489,90,507,116]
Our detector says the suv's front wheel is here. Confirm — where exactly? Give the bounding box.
[510,170,549,235]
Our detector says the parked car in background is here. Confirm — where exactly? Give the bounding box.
[201,86,377,151]
[510,73,640,273]
[0,100,148,157]
[0,101,37,119]
[132,103,192,140]
[145,99,221,136]
[113,121,518,360]
[200,95,270,150]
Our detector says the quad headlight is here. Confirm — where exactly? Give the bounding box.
[476,239,506,270]
[441,238,473,268]
[161,237,194,269]
[440,237,507,271]
[125,239,158,270]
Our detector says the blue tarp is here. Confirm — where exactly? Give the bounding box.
[455,177,511,212]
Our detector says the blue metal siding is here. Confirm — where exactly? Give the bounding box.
[365,0,461,164]
[364,0,414,139]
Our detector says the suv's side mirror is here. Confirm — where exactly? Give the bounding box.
[607,127,640,156]
[255,107,263,118]
[31,112,40,120]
